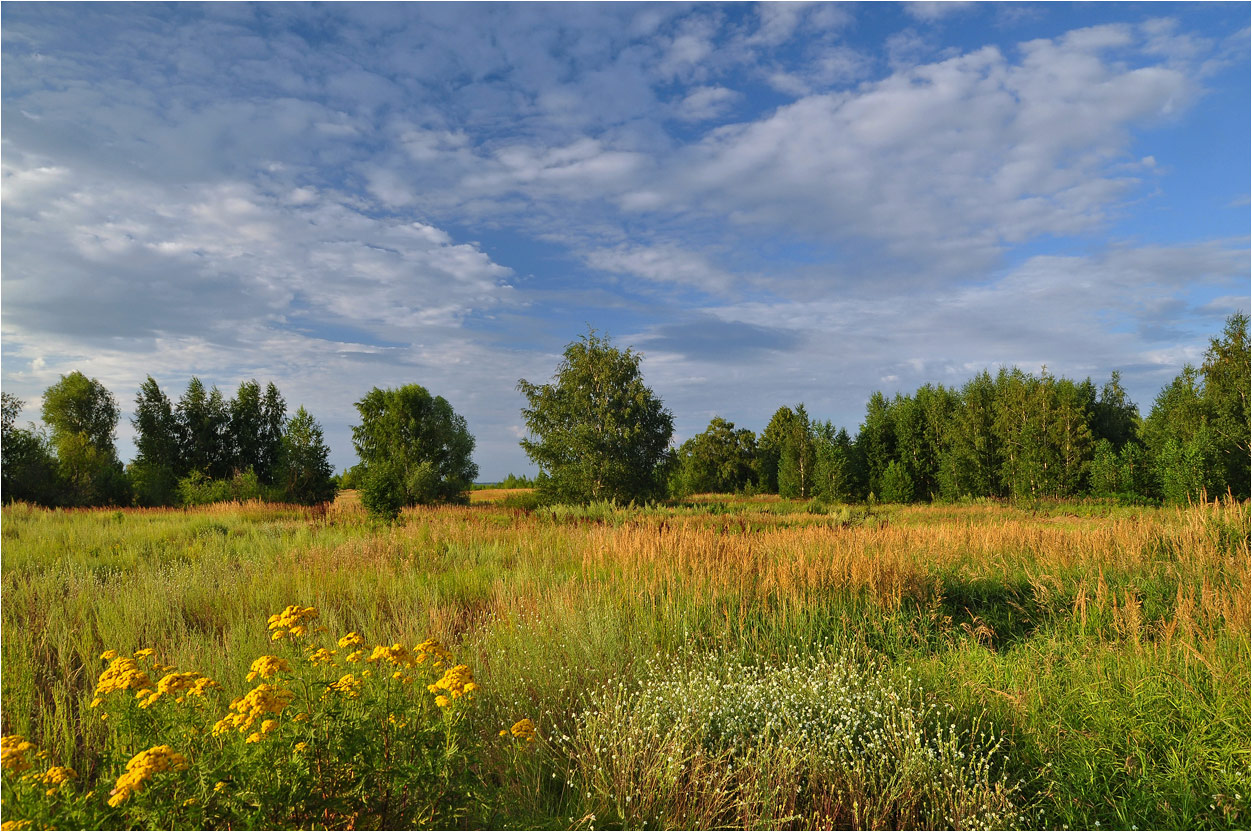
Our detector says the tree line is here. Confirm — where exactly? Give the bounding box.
[670,314,1250,505]
[2,376,336,508]
[2,314,1247,515]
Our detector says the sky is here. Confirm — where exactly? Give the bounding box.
[2,1,1249,480]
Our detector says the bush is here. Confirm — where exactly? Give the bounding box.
[561,649,1024,830]
[177,470,276,507]
[0,605,517,830]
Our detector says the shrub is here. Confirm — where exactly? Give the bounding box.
[0,606,517,830]
[560,649,1024,830]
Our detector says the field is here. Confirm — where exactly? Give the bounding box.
[1,493,1248,829]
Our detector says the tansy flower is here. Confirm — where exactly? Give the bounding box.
[108,745,187,807]
[328,674,362,699]
[308,648,335,666]
[338,632,364,648]
[261,719,278,734]
[247,656,291,681]
[294,742,308,752]
[429,664,476,699]
[95,658,152,696]
[435,695,451,708]
[133,649,155,660]
[245,733,262,744]
[100,650,118,661]
[1,737,36,773]
[510,718,537,741]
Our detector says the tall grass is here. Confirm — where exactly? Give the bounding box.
[2,496,1247,828]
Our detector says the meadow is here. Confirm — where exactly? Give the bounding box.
[1,493,1248,830]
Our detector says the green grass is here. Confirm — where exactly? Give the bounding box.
[2,496,1248,829]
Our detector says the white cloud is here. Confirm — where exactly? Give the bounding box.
[584,244,736,294]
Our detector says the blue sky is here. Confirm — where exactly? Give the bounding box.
[2,1,1248,479]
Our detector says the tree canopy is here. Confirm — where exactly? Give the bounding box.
[518,330,673,503]
[351,384,478,519]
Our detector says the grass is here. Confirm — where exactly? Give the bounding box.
[2,494,1248,829]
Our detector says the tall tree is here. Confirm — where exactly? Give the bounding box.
[130,377,182,506]
[177,378,232,479]
[280,406,337,505]
[1199,313,1250,499]
[518,330,673,503]
[1,393,62,505]
[230,379,265,477]
[40,372,128,505]
[352,384,478,518]
[672,417,757,495]
[776,404,817,499]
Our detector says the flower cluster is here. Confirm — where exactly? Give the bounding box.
[108,745,187,807]
[367,643,417,667]
[246,656,290,681]
[328,674,362,699]
[337,631,364,649]
[509,719,536,742]
[94,657,153,697]
[428,664,477,707]
[0,736,36,774]
[212,684,294,737]
[415,638,454,668]
[267,605,318,641]
[308,648,335,666]
[35,766,77,796]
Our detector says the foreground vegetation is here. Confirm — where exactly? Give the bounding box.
[2,493,1248,829]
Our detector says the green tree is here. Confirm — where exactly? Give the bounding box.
[855,392,896,499]
[776,404,817,499]
[939,371,1000,499]
[813,422,857,502]
[1,393,63,505]
[758,405,816,497]
[672,417,757,496]
[352,384,478,519]
[1090,371,1140,450]
[1199,313,1250,498]
[177,378,232,479]
[130,377,182,506]
[40,372,129,506]
[279,406,337,505]
[517,331,673,503]
[880,460,914,503]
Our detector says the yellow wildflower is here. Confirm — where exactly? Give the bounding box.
[36,765,78,790]
[294,742,308,752]
[108,745,187,807]
[89,697,103,708]
[271,630,286,642]
[308,648,335,666]
[435,695,451,707]
[328,674,362,699]
[95,657,153,696]
[133,649,155,660]
[260,719,278,734]
[345,650,364,663]
[1,821,30,831]
[510,718,537,741]
[429,664,476,699]
[0,736,36,773]
[415,638,454,667]
[217,683,295,734]
[245,732,262,744]
[338,631,364,648]
[213,781,227,793]
[267,605,318,634]
[246,656,290,681]
[100,650,118,661]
